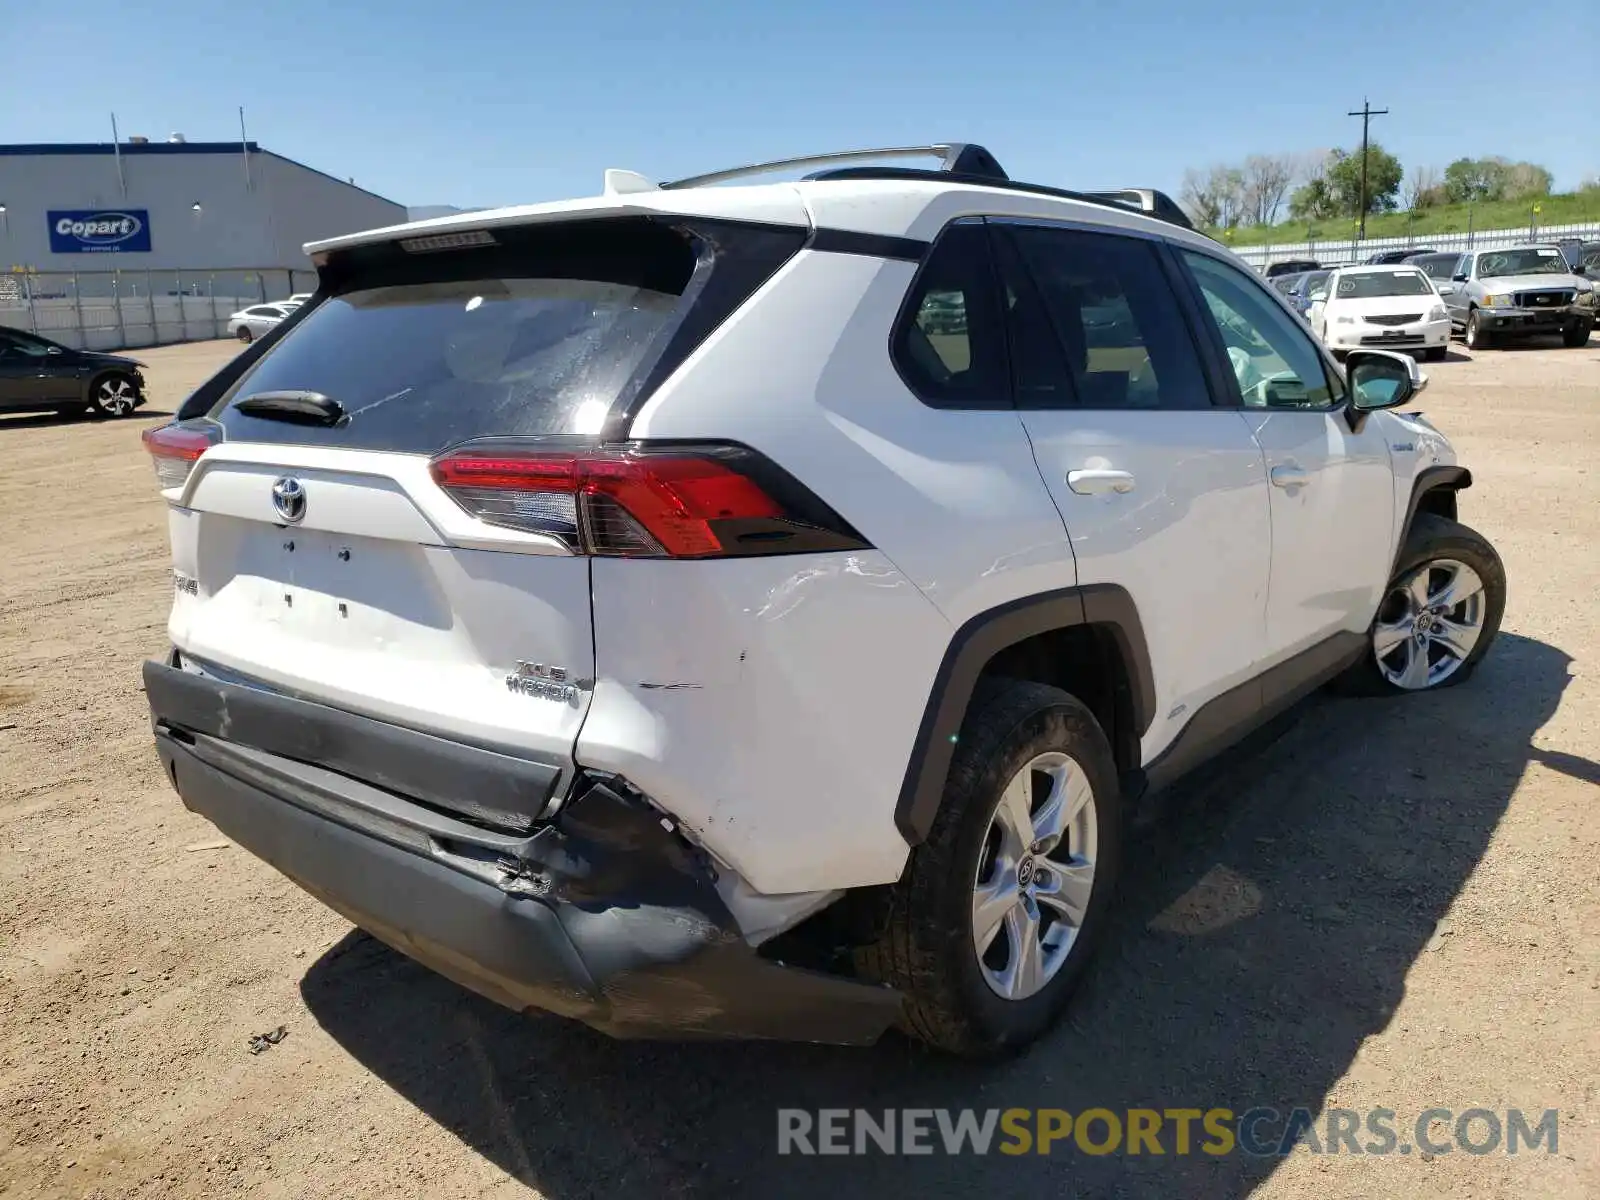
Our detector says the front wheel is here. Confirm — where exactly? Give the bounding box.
[856,680,1122,1058]
[89,374,138,418]
[1563,320,1591,348]
[235,325,253,343]
[1344,513,1505,694]
[1464,310,1493,351]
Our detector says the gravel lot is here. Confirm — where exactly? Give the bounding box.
[1,337,1597,1199]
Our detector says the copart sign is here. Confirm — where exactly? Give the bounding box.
[48,209,151,253]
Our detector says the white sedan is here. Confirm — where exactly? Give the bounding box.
[226,302,295,343]
[1306,265,1451,362]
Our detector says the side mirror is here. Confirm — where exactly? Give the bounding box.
[1575,264,1589,276]
[46,345,63,355]
[1309,289,1327,302]
[1452,273,1468,283]
[1344,349,1425,429]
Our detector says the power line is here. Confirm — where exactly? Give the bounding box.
[1347,98,1388,240]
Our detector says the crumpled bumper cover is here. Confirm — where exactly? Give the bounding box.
[145,659,901,1044]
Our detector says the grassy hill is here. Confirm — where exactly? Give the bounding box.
[1211,189,1600,248]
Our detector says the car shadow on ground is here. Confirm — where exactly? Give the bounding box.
[302,632,1575,1198]
[0,408,174,430]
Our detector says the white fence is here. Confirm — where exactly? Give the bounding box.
[0,267,317,351]
[1230,221,1600,270]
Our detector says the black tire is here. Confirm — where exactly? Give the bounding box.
[1337,513,1505,696]
[856,679,1122,1058]
[1424,346,1447,362]
[1562,320,1591,348]
[1464,309,1493,351]
[88,373,139,418]
[236,325,253,343]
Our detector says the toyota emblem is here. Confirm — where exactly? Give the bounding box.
[271,476,306,524]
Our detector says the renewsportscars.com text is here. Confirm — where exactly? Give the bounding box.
[777,1107,1559,1158]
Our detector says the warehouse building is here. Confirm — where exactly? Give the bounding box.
[0,136,406,349]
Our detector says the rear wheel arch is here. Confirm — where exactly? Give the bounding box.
[894,585,1154,845]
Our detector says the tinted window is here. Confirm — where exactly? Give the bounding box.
[892,222,1009,408]
[0,330,51,357]
[995,225,1210,410]
[1415,254,1456,281]
[214,219,715,451]
[1182,250,1338,409]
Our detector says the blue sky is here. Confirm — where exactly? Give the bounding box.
[3,0,1592,211]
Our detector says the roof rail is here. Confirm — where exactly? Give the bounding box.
[660,143,1007,190]
[1078,189,1195,231]
[660,143,1196,233]
[804,167,1197,233]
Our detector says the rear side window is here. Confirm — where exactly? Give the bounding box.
[891,222,1010,409]
[211,219,799,452]
[995,224,1212,411]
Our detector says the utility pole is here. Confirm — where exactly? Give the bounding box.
[1347,98,1388,240]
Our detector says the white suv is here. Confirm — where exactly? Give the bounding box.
[142,145,1506,1057]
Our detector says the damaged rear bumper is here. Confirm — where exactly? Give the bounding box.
[144,659,900,1044]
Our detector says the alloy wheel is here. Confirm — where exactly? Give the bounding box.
[1373,557,1487,689]
[96,377,136,417]
[971,751,1097,1001]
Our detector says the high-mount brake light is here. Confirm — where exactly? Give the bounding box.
[141,425,217,491]
[429,445,868,559]
[399,230,497,253]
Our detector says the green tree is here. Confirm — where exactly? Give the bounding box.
[1324,143,1404,215]
[1443,157,1507,203]
[1288,175,1336,220]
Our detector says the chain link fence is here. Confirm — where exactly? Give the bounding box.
[0,266,319,351]
[1230,221,1600,271]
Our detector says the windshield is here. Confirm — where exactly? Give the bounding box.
[1476,248,1571,278]
[1299,271,1330,293]
[1334,271,1433,299]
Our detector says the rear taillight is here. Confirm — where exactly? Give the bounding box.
[429,443,869,559]
[141,425,216,491]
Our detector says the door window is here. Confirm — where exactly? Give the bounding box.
[0,331,52,358]
[1180,250,1341,410]
[994,224,1211,410]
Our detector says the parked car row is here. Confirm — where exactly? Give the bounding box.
[1265,241,1597,356]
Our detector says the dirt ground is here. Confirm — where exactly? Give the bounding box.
[2,337,1597,1200]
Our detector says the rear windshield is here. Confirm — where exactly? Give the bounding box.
[1334,271,1432,298]
[208,219,797,453]
[1415,255,1457,280]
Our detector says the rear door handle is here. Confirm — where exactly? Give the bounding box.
[1066,469,1136,496]
[1270,464,1310,488]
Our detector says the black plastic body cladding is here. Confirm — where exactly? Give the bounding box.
[894,584,1153,844]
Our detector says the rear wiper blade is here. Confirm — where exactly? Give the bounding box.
[234,390,348,427]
